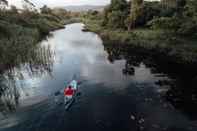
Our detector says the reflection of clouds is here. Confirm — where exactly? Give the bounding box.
[0,23,193,130]
[0,116,20,129]
[13,64,49,102]
[80,60,131,89]
[0,37,54,115]
[46,23,133,89]
[80,58,166,91]
[45,25,105,66]
[53,24,168,90]
[132,63,155,83]
[17,77,42,99]
[0,23,171,111]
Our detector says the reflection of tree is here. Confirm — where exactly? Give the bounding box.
[105,45,122,63]
[104,44,144,76]
[0,74,19,113]
[27,45,54,77]
[122,61,135,76]
[104,44,197,119]
[0,44,54,113]
[164,78,197,120]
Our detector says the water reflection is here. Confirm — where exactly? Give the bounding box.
[0,43,54,113]
[0,74,19,113]
[0,23,197,131]
[165,79,197,120]
[104,44,197,120]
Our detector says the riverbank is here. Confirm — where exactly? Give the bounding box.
[0,10,78,72]
[82,18,197,71]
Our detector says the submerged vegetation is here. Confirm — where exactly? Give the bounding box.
[82,0,197,66]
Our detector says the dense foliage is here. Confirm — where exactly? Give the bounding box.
[81,0,197,68]
[0,3,70,71]
[100,0,197,38]
[102,0,129,29]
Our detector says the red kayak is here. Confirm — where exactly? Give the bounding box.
[64,80,78,109]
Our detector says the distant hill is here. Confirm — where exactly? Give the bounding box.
[63,5,105,12]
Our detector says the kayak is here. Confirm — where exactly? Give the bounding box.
[64,80,78,110]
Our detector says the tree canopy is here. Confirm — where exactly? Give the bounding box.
[127,0,144,30]
[102,0,129,29]
[40,5,52,14]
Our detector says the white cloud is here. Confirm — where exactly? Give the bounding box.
[8,0,111,8]
[8,0,160,8]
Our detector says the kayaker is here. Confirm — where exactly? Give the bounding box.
[64,85,75,104]
[64,86,74,97]
[70,80,77,91]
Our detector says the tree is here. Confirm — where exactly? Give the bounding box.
[23,0,35,7]
[107,10,127,28]
[40,5,52,14]
[110,0,128,11]
[9,5,18,14]
[0,0,8,10]
[184,0,197,18]
[178,0,197,37]
[52,8,70,19]
[103,0,129,29]
[0,0,8,5]
[22,0,36,11]
[161,0,177,8]
[127,0,144,30]
[175,0,186,17]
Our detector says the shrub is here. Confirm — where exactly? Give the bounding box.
[147,17,181,31]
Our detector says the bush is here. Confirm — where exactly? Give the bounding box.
[147,17,181,31]
[178,20,197,37]
[107,11,128,29]
[0,9,66,70]
[102,0,129,29]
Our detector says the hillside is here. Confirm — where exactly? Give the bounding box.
[63,5,105,12]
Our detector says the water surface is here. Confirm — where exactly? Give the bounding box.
[0,23,197,131]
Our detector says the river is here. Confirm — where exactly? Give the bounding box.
[0,23,197,131]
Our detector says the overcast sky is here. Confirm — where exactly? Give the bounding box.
[8,0,159,8]
[8,0,111,8]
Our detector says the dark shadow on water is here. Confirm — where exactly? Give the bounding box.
[104,44,197,120]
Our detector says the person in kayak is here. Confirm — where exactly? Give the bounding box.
[70,80,77,91]
[64,79,78,103]
[64,85,75,104]
[64,86,74,97]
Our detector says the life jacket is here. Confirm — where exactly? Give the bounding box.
[64,88,74,96]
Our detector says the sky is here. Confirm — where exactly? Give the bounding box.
[8,0,159,8]
[8,0,111,8]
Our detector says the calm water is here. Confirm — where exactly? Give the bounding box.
[0,23,197,131]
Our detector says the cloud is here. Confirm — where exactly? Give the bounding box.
[8,0,160,8]
[8,0,111,8]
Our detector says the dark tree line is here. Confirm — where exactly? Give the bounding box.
[101,0,197,37]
